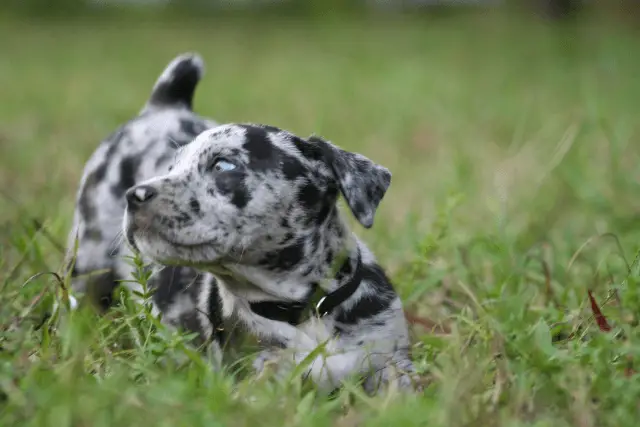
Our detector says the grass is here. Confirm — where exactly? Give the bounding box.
[1,9,640,426]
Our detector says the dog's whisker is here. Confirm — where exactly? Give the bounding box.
[108,230,125,256]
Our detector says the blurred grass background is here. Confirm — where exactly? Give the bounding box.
[2,1,640,426]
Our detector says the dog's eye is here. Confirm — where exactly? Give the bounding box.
[211,158,237,172]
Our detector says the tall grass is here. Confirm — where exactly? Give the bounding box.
[1,11,639,426]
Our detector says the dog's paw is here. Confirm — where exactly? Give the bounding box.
[363,364,422,395]
[253,349,314,386]
[252,349,282,379]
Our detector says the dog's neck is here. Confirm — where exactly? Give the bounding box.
[208,209,360,304]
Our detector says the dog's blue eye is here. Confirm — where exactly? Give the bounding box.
[212,159,236,172]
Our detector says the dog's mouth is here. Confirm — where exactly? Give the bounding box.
[155,230,216,250]
[125,224,140,254]
[125,218,220,267]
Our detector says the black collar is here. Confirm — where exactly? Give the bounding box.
[249,250,363,325]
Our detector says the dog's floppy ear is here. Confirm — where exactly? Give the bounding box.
[308,136,391,229]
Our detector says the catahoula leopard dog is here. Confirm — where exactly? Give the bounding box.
[121,122,419,394]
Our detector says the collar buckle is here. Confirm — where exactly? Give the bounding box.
[315,296,329,317]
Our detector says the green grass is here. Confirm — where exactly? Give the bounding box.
[2,10,640,426]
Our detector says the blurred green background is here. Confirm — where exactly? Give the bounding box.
[2,1,640,426]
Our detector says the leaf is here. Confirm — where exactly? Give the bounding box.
[296,390,316,418]
[404,311,451,334]
[288,340,330,386]
[533,319,556,357]
[587,290,612,332]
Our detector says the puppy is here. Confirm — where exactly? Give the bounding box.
[123,124,418,393]
[64,53,228,352]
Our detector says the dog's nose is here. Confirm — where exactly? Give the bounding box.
[125,185,157,209]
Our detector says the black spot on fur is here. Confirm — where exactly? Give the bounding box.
[311,232,321,253]
[179,119,207,137]
[334,264,395,325]
[189,198,201,214]
[110,156,141,199]
[120,157,138,192]
[151,266,188,312]
[78,162,106,225]
[241,125,275,171]
[299,181,336,227]
[149,60,201,109]
[149,268,224,345]
[174,211,192,225]
[293,136,325,161]
[281,155,305,181]
[92,162,109,183]
[351,200,366,220]
[368,319,389,327]
[298,182,320,210]
[206,277,226,343]
[316,184,339,225]
[315,203,334,226]
[159,216,176,229]
[259,239,305,271]
[84,228,103,241]
[231,186,249,209]
[241,125,306,180]
[77,130,125,239]
[215,171,251,209]
[335,295,392,325]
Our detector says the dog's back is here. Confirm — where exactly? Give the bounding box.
[64,53,217,312]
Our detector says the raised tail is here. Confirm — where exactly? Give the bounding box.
[143,52,205,112]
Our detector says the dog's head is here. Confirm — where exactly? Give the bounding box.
[123,124,391,267]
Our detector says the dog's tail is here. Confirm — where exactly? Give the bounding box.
[143,52,205,112]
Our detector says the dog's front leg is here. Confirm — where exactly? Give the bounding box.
[234,305,319,372]
[292,348,368,392]
[252,346,366,393]
[241,309,382,392]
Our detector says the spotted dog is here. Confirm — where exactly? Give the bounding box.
[64,53,228,351]
[123,124,418,393]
